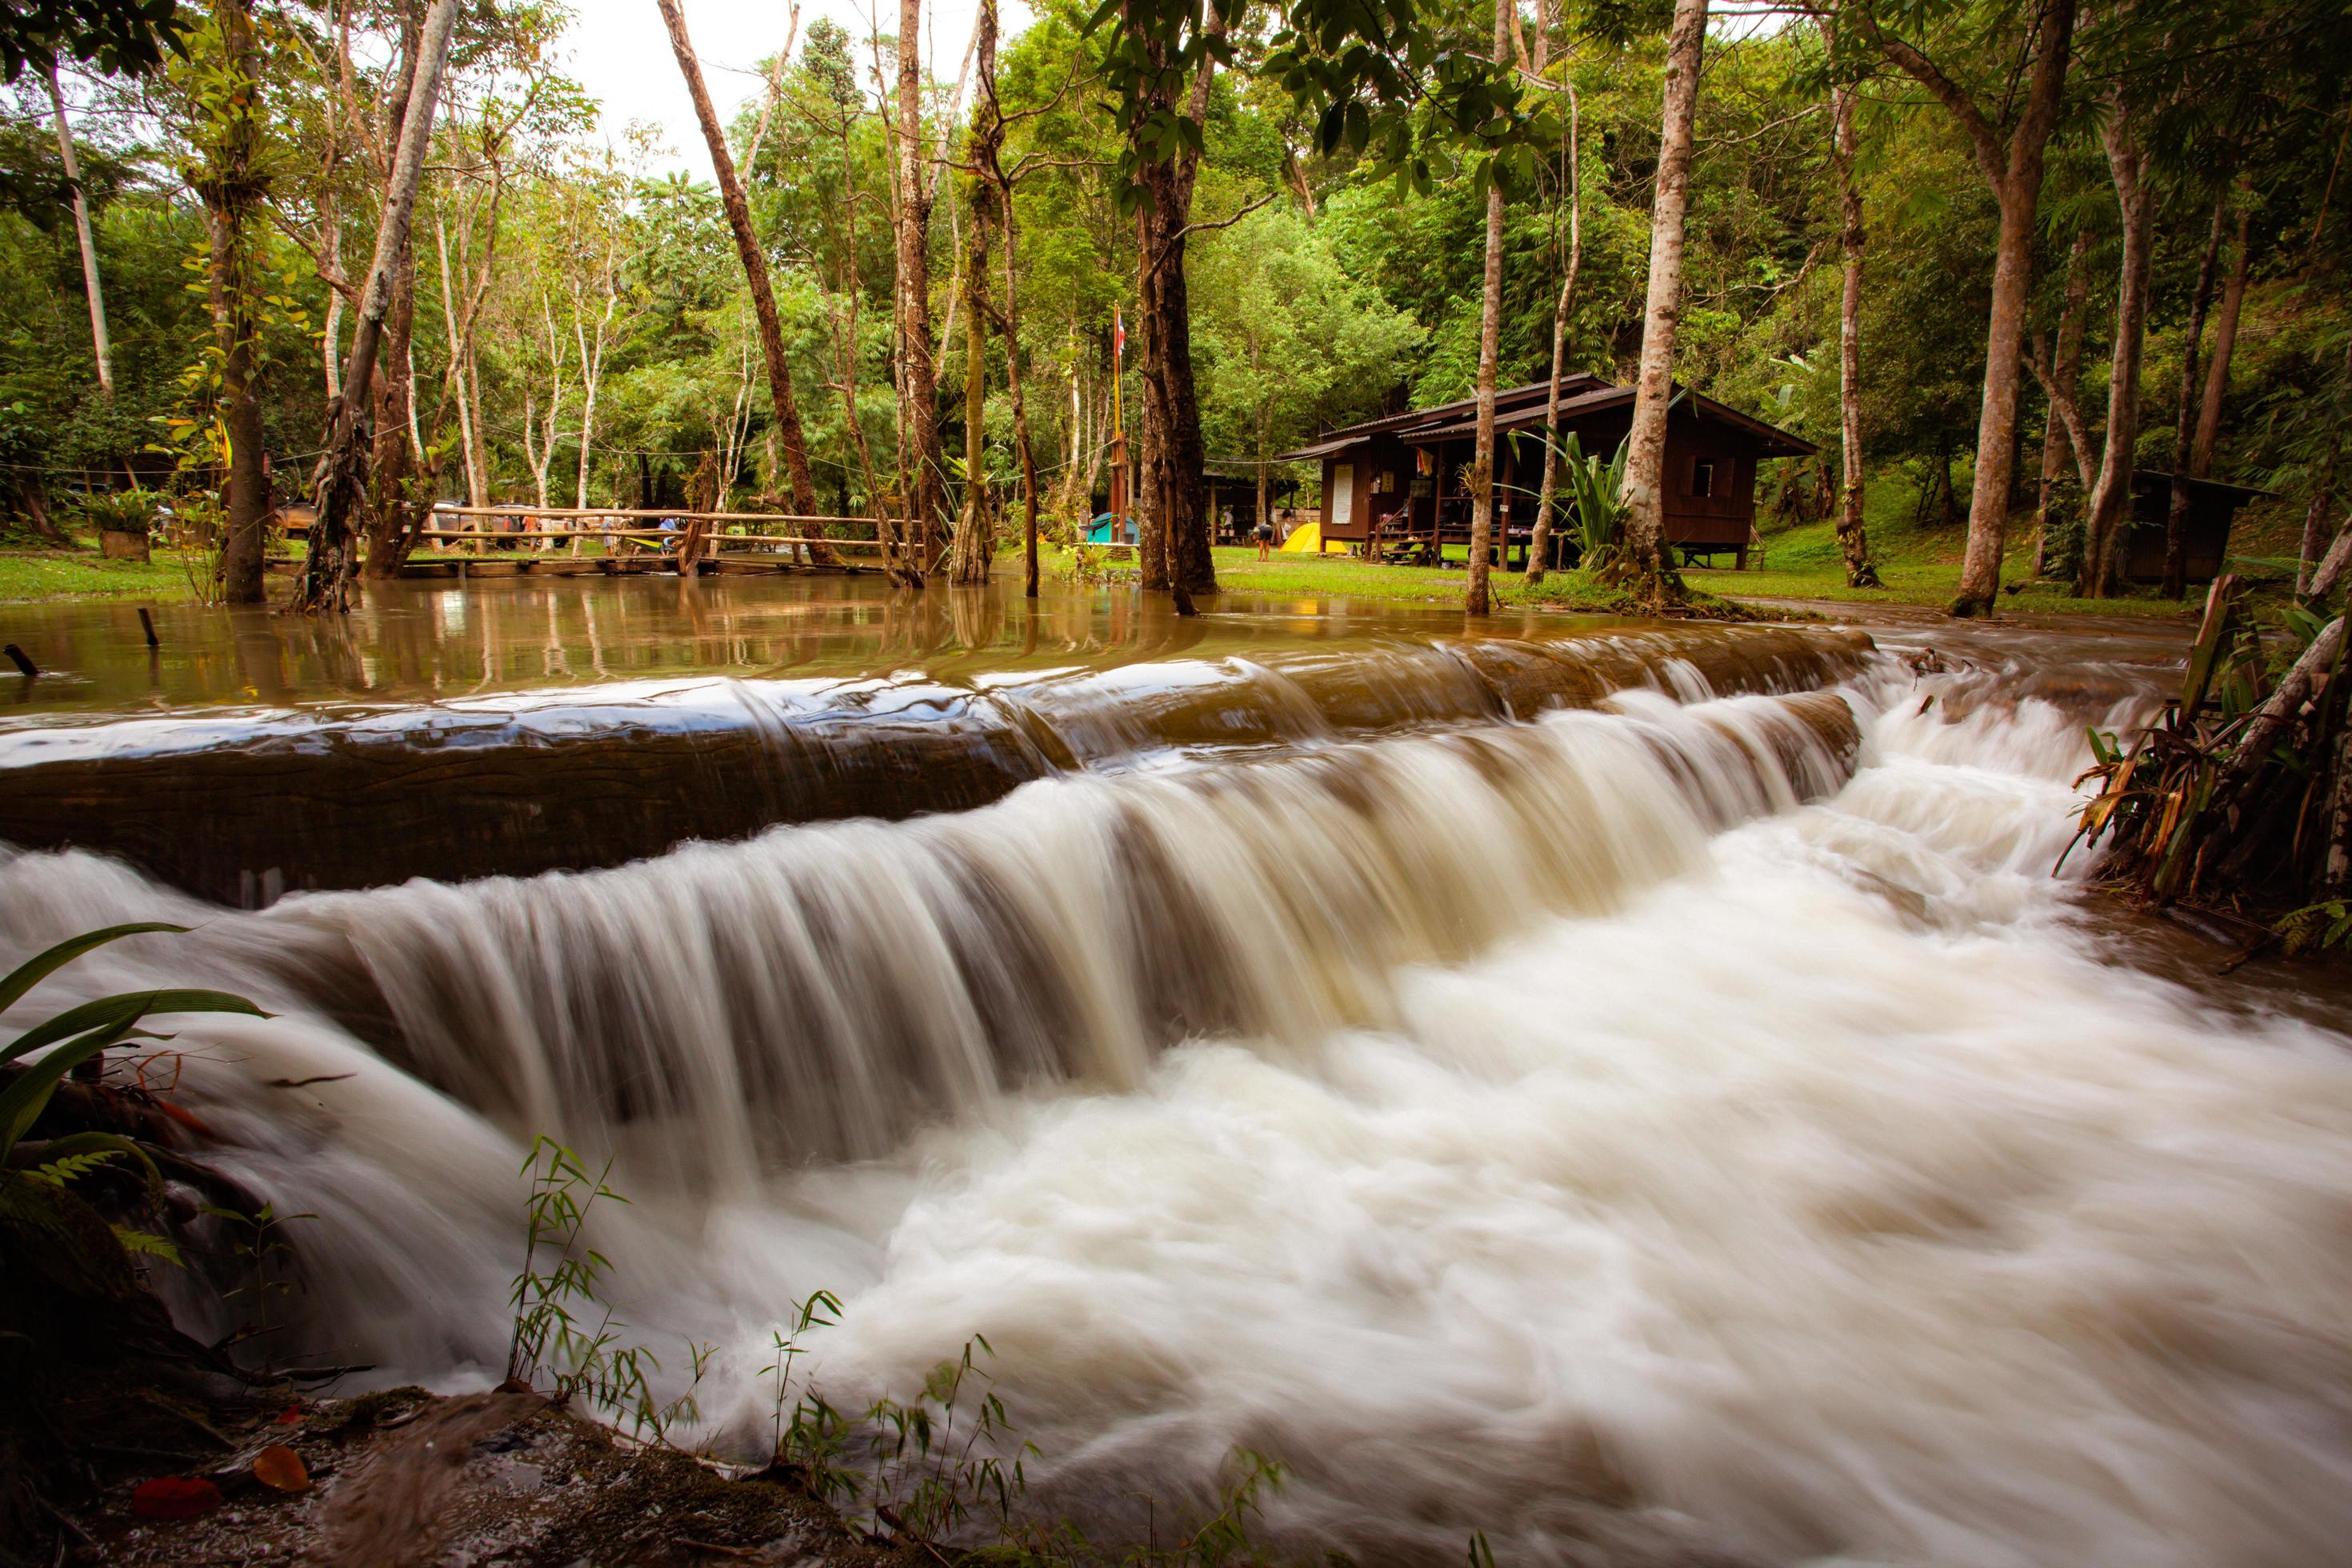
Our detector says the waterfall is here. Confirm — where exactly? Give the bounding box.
[9,637,2352,1566]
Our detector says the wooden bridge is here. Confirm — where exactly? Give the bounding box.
[264,506,1138,579]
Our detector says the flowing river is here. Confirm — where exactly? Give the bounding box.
[4,580,2350,1566]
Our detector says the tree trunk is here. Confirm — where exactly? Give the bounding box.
[974,0,1039,599]
[895,0,945,565]
[46,66,112,398]
[950,14,997,590]
[2082,98,2153,600]
[1126,7,1221,605]
[1619,0,1709,594]
[2192,190,2251,477]
[1465,0,1511,617]
[1870,0,2076,615]
[2033,228,2094,569]
[320,214,343,398]
[293,0,458,612]
[198,0,269,605]
[1529,74,1580,586]
[1823,22,1879,589]
[361,4,425,582]
[657,0,825,570]
[435,212,486,510]
[1133,280,1167,588]
[2162,182,2230,598]
[2298,342,2352,601]
[575,297,614,511]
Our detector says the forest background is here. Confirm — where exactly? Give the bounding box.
[0,0,2347,614]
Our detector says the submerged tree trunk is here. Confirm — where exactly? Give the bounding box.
[1864,0,2076,615]
[658,0,825,570]
[294,0,456,611]
[46,66,112,398]
[1619,0,1709,597]
[1824,22,1879,589]
[2083,98,2154,599]
[2162,182,2230,598]
[197,0,269,605]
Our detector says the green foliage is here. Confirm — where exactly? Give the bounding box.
[0,922,264,1162]
[505,1134,709,1443]
[2277,899,2352,954]
[0,0,185,87]
[201,1198,309,1358]
[71,485,158,533]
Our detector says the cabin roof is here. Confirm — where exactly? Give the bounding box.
[1405,384,1817,457]
[1275,376,1814,462]
[2130,469,2278,502]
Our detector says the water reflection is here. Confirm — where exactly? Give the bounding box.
[0,577,1640,722]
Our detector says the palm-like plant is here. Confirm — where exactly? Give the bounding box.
[1,924,266,1290]
[1548,431,1630,567]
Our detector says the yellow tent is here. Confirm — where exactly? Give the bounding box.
[1279,520,1326,553]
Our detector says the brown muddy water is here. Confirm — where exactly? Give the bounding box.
[6,576,2352,1566]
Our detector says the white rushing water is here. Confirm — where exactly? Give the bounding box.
[6,647,2352,1566]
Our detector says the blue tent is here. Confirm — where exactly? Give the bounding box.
[1085,514,1137,545]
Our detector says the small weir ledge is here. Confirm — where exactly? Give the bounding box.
[0,622,1870,906]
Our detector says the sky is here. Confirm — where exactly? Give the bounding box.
[560,0,1037,184]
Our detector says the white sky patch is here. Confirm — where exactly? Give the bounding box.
[560,0,1036,182]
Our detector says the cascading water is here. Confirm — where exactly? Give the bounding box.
[6,622,2352,1567]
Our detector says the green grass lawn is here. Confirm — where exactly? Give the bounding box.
[1705,512,2202,618]
[0,548,198,603]
[1197,545,1643,612]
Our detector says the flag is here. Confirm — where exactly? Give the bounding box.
[1114,307,1125,361]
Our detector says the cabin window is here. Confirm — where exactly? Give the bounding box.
[1330,463,1354,526]
[1690,459,1716,498]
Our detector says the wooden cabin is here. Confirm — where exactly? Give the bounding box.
[1277,376,1814,568]
[2121,470,2270,585]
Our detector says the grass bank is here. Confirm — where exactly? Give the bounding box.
[0,547,198,604]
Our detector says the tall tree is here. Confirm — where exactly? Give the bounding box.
[2161,180,2231,598]
[361,1,425,582]
[1463,0,1511,616]
[973,0,1041,598]
[1095,0,1230,603]
[1843,0,2078,615]
[1527,28,1578,587]
[658,0,823,568]
[1822,14,1879,587]
[893,0,945,566]
[2082,94,2154,598]
[45,65,110,397]
[949,0,1001,586]
[2026,226,2096,571]
[1619,0,1710,597]
[292,0,458,612]
[2192,187,2252,477]
[189,0,269,605]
